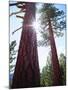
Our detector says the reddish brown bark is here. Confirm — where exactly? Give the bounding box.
[11,2,40,88]
[48,18,62,85]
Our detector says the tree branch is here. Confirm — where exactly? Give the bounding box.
[16,15,24,19]
[12,26,22,35]
[9,2,24,6]
[10,10,23,16]
[57,15,66,20]
[37,39,50,47]
[17,4,26,8]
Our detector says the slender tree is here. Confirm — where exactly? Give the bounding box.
[38,4,66,85]
[10,2,40,88]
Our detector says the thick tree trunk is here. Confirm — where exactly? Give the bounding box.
[48,18,62,86]
[11,2,40,88]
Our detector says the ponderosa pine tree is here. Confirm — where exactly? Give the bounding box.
[38,4,66,85]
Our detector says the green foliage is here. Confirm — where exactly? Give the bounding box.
[9,40,17,73]
[38,4,66,46]
[40,54,53,86]
[38,31,50,46]
[40,53,66,86]
[59,53,66,85]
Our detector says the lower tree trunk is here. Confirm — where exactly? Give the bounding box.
[11,2,40,88]
[48,18,62,86]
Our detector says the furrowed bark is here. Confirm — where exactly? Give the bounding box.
[48,17,62,86]
[11,2,40,88]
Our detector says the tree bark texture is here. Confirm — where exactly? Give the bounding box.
[11,2,40,88]
[48,18,62,86]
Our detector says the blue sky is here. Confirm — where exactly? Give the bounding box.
[10,2,66,72]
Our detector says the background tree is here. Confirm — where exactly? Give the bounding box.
[38,4,66,85]
[40,56,53,86]
[59,53,66,85]
[9,40,17,73]
[40,53,66,86]
[9,40,17,87]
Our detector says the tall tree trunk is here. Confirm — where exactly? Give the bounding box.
[48,18,62,85]
[11,2,40,88]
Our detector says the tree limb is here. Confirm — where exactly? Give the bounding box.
[16,15,24,19]
[17,4,26,8]
[9,2,24,6]
[12,26,22,35]
[10,10,23,16]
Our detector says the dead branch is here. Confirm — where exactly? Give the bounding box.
[9,2,24,6]
[10,10,23,16]
[17,5,26,9]
[16,15,24,19]
[12,26,22,35]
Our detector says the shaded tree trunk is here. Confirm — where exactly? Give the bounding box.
[48,18,62,86]
[11,2,40,88]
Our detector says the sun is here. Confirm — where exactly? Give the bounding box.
[31,13,41,33]
[32,20,40,32]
